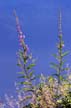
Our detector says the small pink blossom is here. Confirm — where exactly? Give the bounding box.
[19,35,23,38]
[19,34,25,39]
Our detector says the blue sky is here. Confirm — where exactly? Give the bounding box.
[0,0,71,97]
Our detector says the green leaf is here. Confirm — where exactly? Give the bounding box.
[61,51,70,57]
[52,74,64,81]
[23,87,30,91]
[24,95,32,100]
[27,64,35,70]
[18,75,27,79]
[30,76,36,81]
[29,71,34,77]
[19,82,24,85]
[62,67,69,71]
[18,72,24,74]
[20,81,32,85]
[17,63,21,67]
[52,73,59,77]
[50,62,58,70]
[19,51,23,60]
[52,54,59,59]
[23,88,34,92]
[23,81,32,85]
[50,62,59,67]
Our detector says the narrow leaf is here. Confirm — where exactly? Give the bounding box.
[23,81,32,85]
[23,88,34,92]
[52,54,59,59]
[27,64,35,70]
[18,72,24,74]
[29,71,34,77]
[50,62,58,70]
[30,76,36,81]
[18,75,27,79]
[61,51,70,57]
[19,81,32,85]
[52,73,59,77]
[17,63,21,67]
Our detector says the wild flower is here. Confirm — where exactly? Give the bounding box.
[1,11,71,108]
[14,10,37,107]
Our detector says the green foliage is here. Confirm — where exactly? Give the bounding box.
[14,11,71,108]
